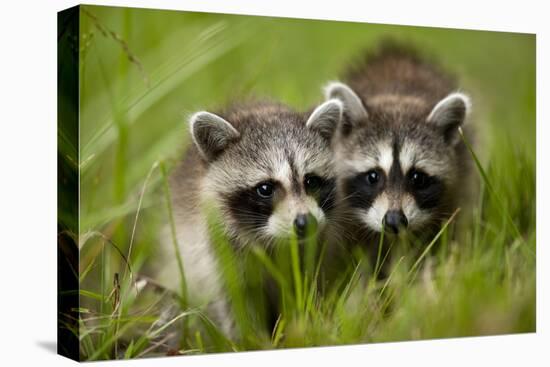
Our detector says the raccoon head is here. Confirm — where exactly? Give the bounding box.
[325,82,470,235]
[190,100,343,246]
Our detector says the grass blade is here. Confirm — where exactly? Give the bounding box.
[408,208,460,280]
[459,127,522,239]
[160,161,188,309]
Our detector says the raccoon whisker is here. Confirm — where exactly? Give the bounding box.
[330,209,356,219]
[334,218,362,228]
[227,218,271,226]
[332,206,361,219]
[336,191,361,203]
[224,208,270,218]
[319,186,339,208]
[229,219,267,226]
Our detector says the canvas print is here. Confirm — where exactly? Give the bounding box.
[57,5,536,361]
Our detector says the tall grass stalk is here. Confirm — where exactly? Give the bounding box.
[160,161,188,309]
[459,127,522,239]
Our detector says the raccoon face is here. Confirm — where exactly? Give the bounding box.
[190,100,343,246]
[325,82,470,234]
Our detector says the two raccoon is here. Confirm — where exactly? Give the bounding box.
[156,42,472,336]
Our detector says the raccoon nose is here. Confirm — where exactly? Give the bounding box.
[294,214,308,237]
[294,213,317,238]
[383,210,408,234]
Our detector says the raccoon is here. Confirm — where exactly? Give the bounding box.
[323,43,472,242]
[155,99,343,336]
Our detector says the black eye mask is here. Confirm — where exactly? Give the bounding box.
[224,185,275,232]
[343,169,386,210]
[406,171,444,209]
[315,177,337,213]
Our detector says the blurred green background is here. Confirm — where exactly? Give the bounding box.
[70,4,535,360]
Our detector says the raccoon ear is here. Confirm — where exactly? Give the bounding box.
[190,111,240,161]
[306,98,343,140]
[323,81,368,122]
[427,93,471,143]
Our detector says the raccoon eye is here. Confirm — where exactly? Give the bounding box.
[409,170,430,190]
[304,175,323,192]
[365,170,380,185]
[256,182,274,198]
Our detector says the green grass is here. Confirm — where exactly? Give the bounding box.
[66,5,535,360]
